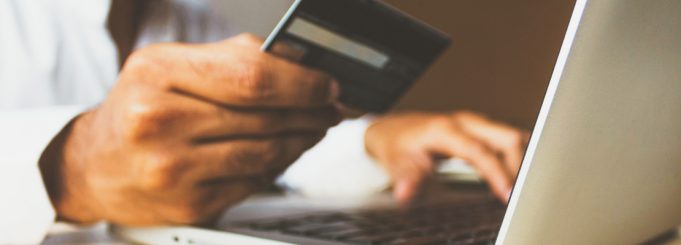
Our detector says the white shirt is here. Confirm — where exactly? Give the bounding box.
[0,0,389,243]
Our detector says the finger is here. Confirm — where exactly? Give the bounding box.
[383,153,433,204]
[117,89,212,142]
[192,105,341,141]
[454,112,527,178]
[131,40,340,108]
[119,92,334,144]
[394,178,422,205]
[232,33,306,62]
[135,92,340,140]
[393,168,430,204]
[186,132,325,182]
[427,128,513,202]
[270,40,307,62]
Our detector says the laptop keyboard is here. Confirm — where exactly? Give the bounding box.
[234,199,505,245]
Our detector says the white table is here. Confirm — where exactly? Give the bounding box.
[43,220,681,244]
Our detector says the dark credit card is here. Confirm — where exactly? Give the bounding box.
[262,0,451,112]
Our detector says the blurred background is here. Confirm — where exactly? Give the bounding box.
[212,0,576,129]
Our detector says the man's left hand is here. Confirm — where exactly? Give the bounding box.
[365,111,529,203]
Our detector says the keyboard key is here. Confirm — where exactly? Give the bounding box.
[233,199,505,245]
[388,235,449,245]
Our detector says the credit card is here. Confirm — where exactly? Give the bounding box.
[262,0,451,112]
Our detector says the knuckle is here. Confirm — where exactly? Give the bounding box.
[124,102,174,141]
[123,103,157,142]
[236,63,275,102]
[228,33,265,49]
[236,33,262,44]
[428,116,454,130]
[123,51,153,72]
[120,45,175,88]
[452,110,480,121]
[123,45,166,73]
[139,154,183,191]
[466,143,488,159]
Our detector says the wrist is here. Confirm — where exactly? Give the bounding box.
[39,113,100,224]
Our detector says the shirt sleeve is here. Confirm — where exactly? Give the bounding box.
[0,106,85,244]
[277,116,391,199]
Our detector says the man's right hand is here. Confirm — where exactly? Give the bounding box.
[39,34,341,226]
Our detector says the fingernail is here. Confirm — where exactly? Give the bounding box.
[395,180,412,203]
[329,80,341,101]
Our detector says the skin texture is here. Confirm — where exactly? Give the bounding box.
[36,0,526,227]
[35,31,526,228]
[39,34,342,226]
[365,111,529,204]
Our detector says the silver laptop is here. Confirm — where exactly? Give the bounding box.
[112,0,681,244]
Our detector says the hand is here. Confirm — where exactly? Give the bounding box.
[365,111,529,203]
[39,34,341,226]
